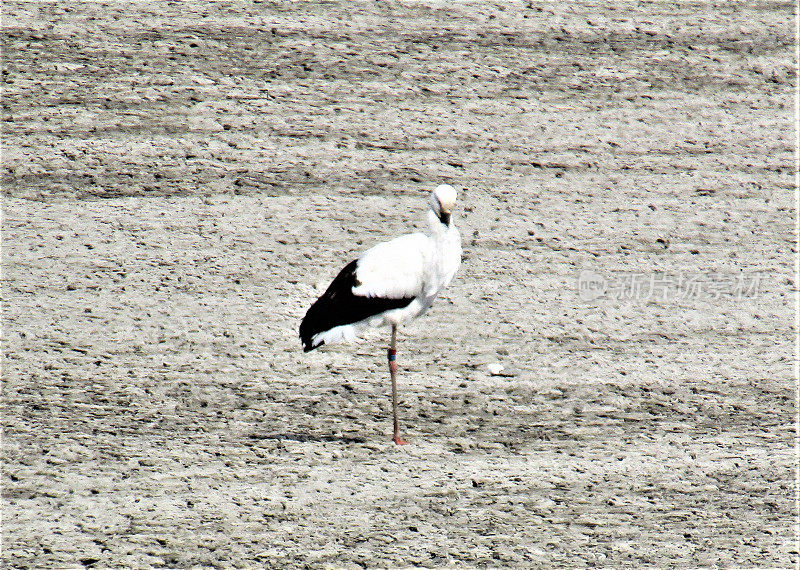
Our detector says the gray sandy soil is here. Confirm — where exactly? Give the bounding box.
[2,1,797,568]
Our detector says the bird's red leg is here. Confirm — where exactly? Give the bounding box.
[389,325,409,445]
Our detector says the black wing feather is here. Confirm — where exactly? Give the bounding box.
[299,260,414,352]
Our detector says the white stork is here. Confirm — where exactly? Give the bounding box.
[299,184,462,445]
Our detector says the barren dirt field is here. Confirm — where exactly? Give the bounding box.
[2,1,797,568]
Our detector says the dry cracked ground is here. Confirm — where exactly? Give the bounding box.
[2,1,797,568]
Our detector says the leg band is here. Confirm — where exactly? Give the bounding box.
[387,348,396,361]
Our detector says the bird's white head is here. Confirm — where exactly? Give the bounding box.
[429,184,458,225]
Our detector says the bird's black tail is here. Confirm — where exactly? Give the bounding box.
[299,309,323,352]
[299,260,360,352]
[299,259,414,352]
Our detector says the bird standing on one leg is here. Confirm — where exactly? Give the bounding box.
[299,184,462,444]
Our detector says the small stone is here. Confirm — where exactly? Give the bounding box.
[487,363,504,376]
[488,363,519,377]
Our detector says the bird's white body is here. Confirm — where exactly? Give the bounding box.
[311,208,461,348]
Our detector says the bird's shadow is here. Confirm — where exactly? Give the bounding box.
[248,432,367,444]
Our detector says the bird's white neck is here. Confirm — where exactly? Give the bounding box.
[427,208,453,237]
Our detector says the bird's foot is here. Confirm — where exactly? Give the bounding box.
[392,434,410,446]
